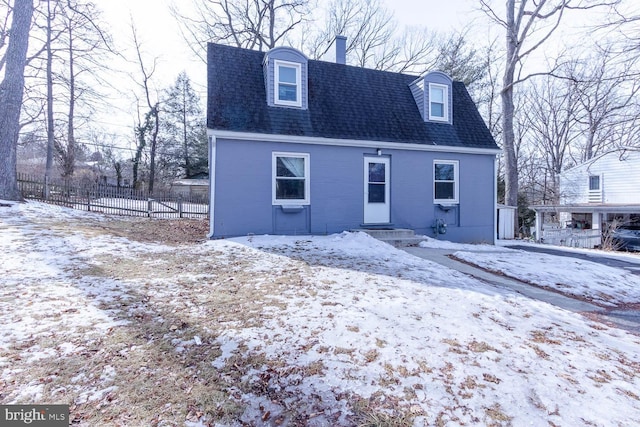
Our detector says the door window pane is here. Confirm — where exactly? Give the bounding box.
[368,184,385,203]
[369,163,385,182]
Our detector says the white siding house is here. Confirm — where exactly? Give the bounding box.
[561,149,640,205]
[532,148,640,248]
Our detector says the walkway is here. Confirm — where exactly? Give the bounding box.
[402,246,640,334]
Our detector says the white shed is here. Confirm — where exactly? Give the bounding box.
[497,204,517,240]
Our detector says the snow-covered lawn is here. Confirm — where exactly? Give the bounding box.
[449,243,640,307]
[1,201,639,426]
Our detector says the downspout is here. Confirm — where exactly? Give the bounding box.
[207,131,216,239]
[493,154,498,245]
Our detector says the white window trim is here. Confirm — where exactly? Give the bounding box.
[428,83,449,122]
[272,152,310,205]
[588,174,603,203]
[433,159,459,204]
[274,60,302,107]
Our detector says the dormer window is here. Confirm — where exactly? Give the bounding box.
[409,72,453,123]
[264,47,308,109]
[275,60,302,107]
[429,83,448,121]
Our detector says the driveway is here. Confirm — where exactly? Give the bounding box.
[402,245,640,335]
[505,244,640,276]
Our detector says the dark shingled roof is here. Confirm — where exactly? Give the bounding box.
[207,43,498,150]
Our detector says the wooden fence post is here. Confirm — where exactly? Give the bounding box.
[148,198,153,217]
[178,195,183,218]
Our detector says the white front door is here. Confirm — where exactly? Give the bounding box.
[363,157,390,224]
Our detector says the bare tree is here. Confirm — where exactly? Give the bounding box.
[567,48,640,161]
[44,0,57,183]
[0,0,13,73]
[303,0,438,74]
[479,0,619,207]
[475,37,504,137]
[0,0,34,201]
[171,0,311,61]
[131,25,160,193]
[52,0,113,177]
[523,76,582,203]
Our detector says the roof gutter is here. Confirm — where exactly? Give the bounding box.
[210,130,502,156]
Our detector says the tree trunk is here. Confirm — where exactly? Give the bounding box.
[502,0,519,208]
[64,21,76,177]
[45,0,55,183]
[148,105,159,194]
[0,0,34,201]
[584,115,596,161]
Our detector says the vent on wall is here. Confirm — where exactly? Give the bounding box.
[588,189,602,203]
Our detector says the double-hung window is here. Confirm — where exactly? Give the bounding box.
[429,83,448,121]
[273,152,310,205]
[588,174,602,203]
[434,160,459,204]
[274,60,302,107]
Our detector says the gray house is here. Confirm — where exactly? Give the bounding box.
[206,41,500,243]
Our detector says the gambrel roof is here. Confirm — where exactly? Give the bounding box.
[207,43,498,150]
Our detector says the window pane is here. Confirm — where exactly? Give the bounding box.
[589,176,600,190]
[368,183,385,203]
[277,157,305,177]
[431,87,444,103]
[368,163,385,183]
[431,102,444,117]
[435,164,454,181]
[276,179,305,199]
[278,84,297,102]
[279,66,297,84]
[435,182,454,200]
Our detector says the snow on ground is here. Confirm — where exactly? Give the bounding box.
[1,200,640,426]
[424,237,640,306]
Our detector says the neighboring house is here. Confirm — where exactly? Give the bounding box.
[532,147,640,248]
[206,40,500,242]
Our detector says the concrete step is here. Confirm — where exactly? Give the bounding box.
[356,228,427,247]
[377,236,428,247]
[357,228,416,239]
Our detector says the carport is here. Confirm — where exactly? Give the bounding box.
[530,204,640,248]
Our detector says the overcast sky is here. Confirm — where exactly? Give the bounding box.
[99,0,477,90]
[93,0,623,152]
[93,0,478,147]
